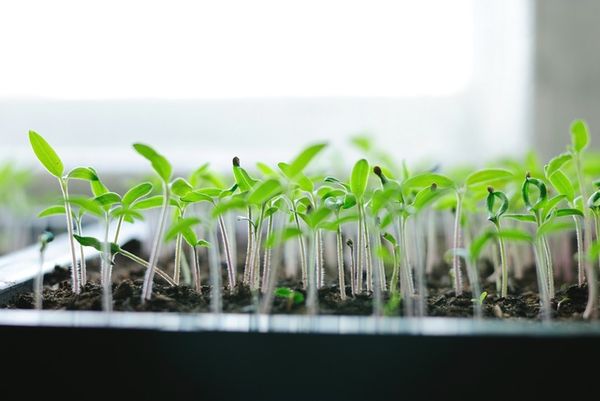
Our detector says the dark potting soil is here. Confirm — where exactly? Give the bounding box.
[1,263,591,320]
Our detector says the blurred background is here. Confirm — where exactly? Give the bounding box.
[1,0,599,250]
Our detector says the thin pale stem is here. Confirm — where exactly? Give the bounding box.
[261,214,274,293]
[336,225,346,301]
[498,230,509,298]
[191,246,201,293]
[59,179,80,294]
[75,218,86,286]
[574,216,584,287]
[173,233,183,285]
[141,183,170,301]
[452,192,464,296]
[207,226,222,313]
[361,203,373,292]
[542,236,555,297]
[218,214,236,292]
[249,204,265,291]
[34,249,44,310]
[534,239,551,320]
[390,245,399,296]
[243,207,253,285]
[575,153,597,319]
[356,202,364,292]
[400,216,415,295]
[348,241,356,296]
[292,201,308,289]
[102,214,112,312]
[306,231,318,315]
[119,249,176,286]
[113,215,124,244]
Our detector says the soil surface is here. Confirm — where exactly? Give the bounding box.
[0,241,592,320]
[2,266,591,320]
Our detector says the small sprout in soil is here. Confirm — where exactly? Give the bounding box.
[274,287,304,310]
[34,230,54,309]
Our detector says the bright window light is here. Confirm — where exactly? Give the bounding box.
[0,0,473,99]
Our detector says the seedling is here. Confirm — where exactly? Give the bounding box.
[133,143,172,301]
[486,187,510,297]
[472,291,488,306]
[25,120,600,321]
[29,131,98,294]
[274,287,304,311]
[570,120,598,319]
[34,230,54,309]
[165,217,209,293]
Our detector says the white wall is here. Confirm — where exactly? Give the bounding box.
[0,0,532,173]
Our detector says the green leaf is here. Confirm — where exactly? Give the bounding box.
[165,217,201,243]
[402,172,454,189]
[486,190,509,222]
[38,205,66,218]
[181,190,214,204]
[571,119,590,153]
[465,168,513,189]
[256,162,278,177]
[342,194,357,209]
[28,130,64,178]
[324,176,351,191]
[504,213,536,223]
[211,197,247,217]
[496,228,532,242]
[68,196,104,217]
[381,232,397,247]
[548,170,575,202]
[89,169,109,197]
[303,207,332,229]
[522,176,547,210]
[232,159,257,192]
[545,153,572,177]
[110,207,144,222]
[554,208,584,218]
[324,196,344,211]
[133,143,172,182]
[542,194,567,220]
[266,227,303,248]
[132,195,177,210]
[94,192,121,207]
[122,182,153,207]
[350,159,370,199]
[413,185,447,211]
[195,239,209,247]
[537,220,574,238]
[67,167,97,181]
[248,178,282,205]
[171,177,193,197]
[73,235,121,254]
[469,231,494,261]
[287,143,327,177]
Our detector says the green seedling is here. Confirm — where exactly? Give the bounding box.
[504,173,582,318]
[74,235,176,286]
[133,143,172,301]
[34,230,54,309]
[274,287,304,310]
[570,120,598,319]
[472,291,488,306]
[29,131,98,294]
[486,187,510,298]
[165,217,209,293]
[277,143,327,290]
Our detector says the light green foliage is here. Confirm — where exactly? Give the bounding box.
[28,131,64,178]
[133,143,172,182]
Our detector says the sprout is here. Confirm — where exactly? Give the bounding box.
[29,131,98,294]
